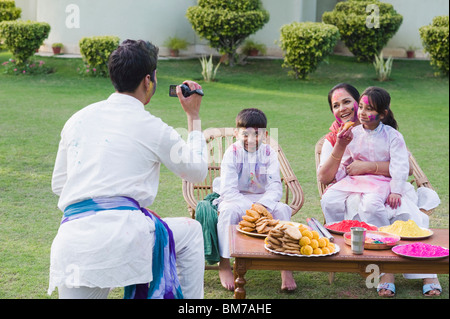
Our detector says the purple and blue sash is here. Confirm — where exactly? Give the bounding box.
[63,196,183,299]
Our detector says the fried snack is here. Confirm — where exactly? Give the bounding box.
[285,225,302,241]
[239,220,255,228]
[251,203,273,219]
[338,121,355,133]
[246,209,260,219]
[238,205,279,234]
[242,215,258,222]
[265,225,302,255]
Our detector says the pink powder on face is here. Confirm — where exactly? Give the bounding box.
[332,88,347,102]
[361,95,370,105]
[352,101,359,121]
[393,243,449,258]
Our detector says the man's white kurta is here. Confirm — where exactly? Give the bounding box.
[49,93,207,294]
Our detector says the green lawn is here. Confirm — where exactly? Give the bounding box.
[0,51,448,299]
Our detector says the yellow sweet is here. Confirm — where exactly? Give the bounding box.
[327,243,335,253]
[311,231,320,240]
[313,248,323,255]
[379,220,430,237]
[310,239,319,249]
[322,237,330,246]
[317,237,327,248]
[301,245,313,255]
[298,224,308,232]
[299,236,311,247]
[322,247,330,254]
[301,230,313,239]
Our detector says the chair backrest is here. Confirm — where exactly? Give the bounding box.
[182,128,304,219]
[314,135,434,215]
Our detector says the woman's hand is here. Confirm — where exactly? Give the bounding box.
[335,125,353,147]
[386,193,402,209]
[346,160,372,176]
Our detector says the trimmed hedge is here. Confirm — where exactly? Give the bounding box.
[0,0,21,22]
[419,15,449,76]
[0,20,50,65]
[79,36,120,77]
[186,0,269,66]
[322,0,402,62]
[279,22,340,79]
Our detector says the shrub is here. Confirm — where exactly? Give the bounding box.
[322,0,402,62]
[0,20,50,66]
[186,0,269,67]
[79,36,120,77]
[199,54,221,82]
[2,58,53,75]
[419,15,449,76]
[279,22,340,79]
[0,0,21,22]
[373,52,393,81]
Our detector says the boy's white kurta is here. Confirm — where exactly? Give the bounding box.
[321,123,430,228]
[216,141,292,258]
[49,93,207,298]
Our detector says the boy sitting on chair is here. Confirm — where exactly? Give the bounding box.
[215,108,296,291]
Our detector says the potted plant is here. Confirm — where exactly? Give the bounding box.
[405,45,417,59]
[241,39,267,56]
[52,43,63,55]
[163,36,188,57]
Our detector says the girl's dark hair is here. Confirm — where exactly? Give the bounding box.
[327,83,360,112]
[360,86,398,130]
[108,39,159,93]
[236,108,267,129]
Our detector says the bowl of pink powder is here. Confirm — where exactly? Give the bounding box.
[392,243,449,260]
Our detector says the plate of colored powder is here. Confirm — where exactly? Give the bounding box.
[324,220,378,235]
[379,220,433,239]
[343,231,401,250]
[392,243,449,260]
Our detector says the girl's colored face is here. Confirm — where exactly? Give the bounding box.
[331,88,358,124]
[358,95,383,130]
[236,127,266,153]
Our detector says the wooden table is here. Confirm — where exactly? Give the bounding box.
[230,227,449,299]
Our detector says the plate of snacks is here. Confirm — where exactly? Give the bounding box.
[237,203,279,237]
[264,223,339,257]
[343,231,401,250]
[379,220,433,240]
[324,220,377,235]
[392,243,449,260]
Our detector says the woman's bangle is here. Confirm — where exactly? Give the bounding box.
[374,162,379,175]
[330,153,341,161]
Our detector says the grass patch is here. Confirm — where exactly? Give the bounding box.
[0,51,448,299]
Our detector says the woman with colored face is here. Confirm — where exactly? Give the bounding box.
[321,86,441,297]
[318,83,394,186]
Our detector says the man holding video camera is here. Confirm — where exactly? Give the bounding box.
[48,40,207,299]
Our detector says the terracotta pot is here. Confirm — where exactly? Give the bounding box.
[248,49,259,56]
[406,50,415,59]
[170,49,179,57]
[52,47,62,55]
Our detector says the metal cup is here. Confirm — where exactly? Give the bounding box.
[350,227,366,255]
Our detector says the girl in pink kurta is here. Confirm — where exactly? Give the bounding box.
[321,87,429,228]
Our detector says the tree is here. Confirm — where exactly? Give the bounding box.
[0,0,21,22]
[186,0,269,67]
[322,0,402,62]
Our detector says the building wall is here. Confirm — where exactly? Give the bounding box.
[12,0,450,58]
